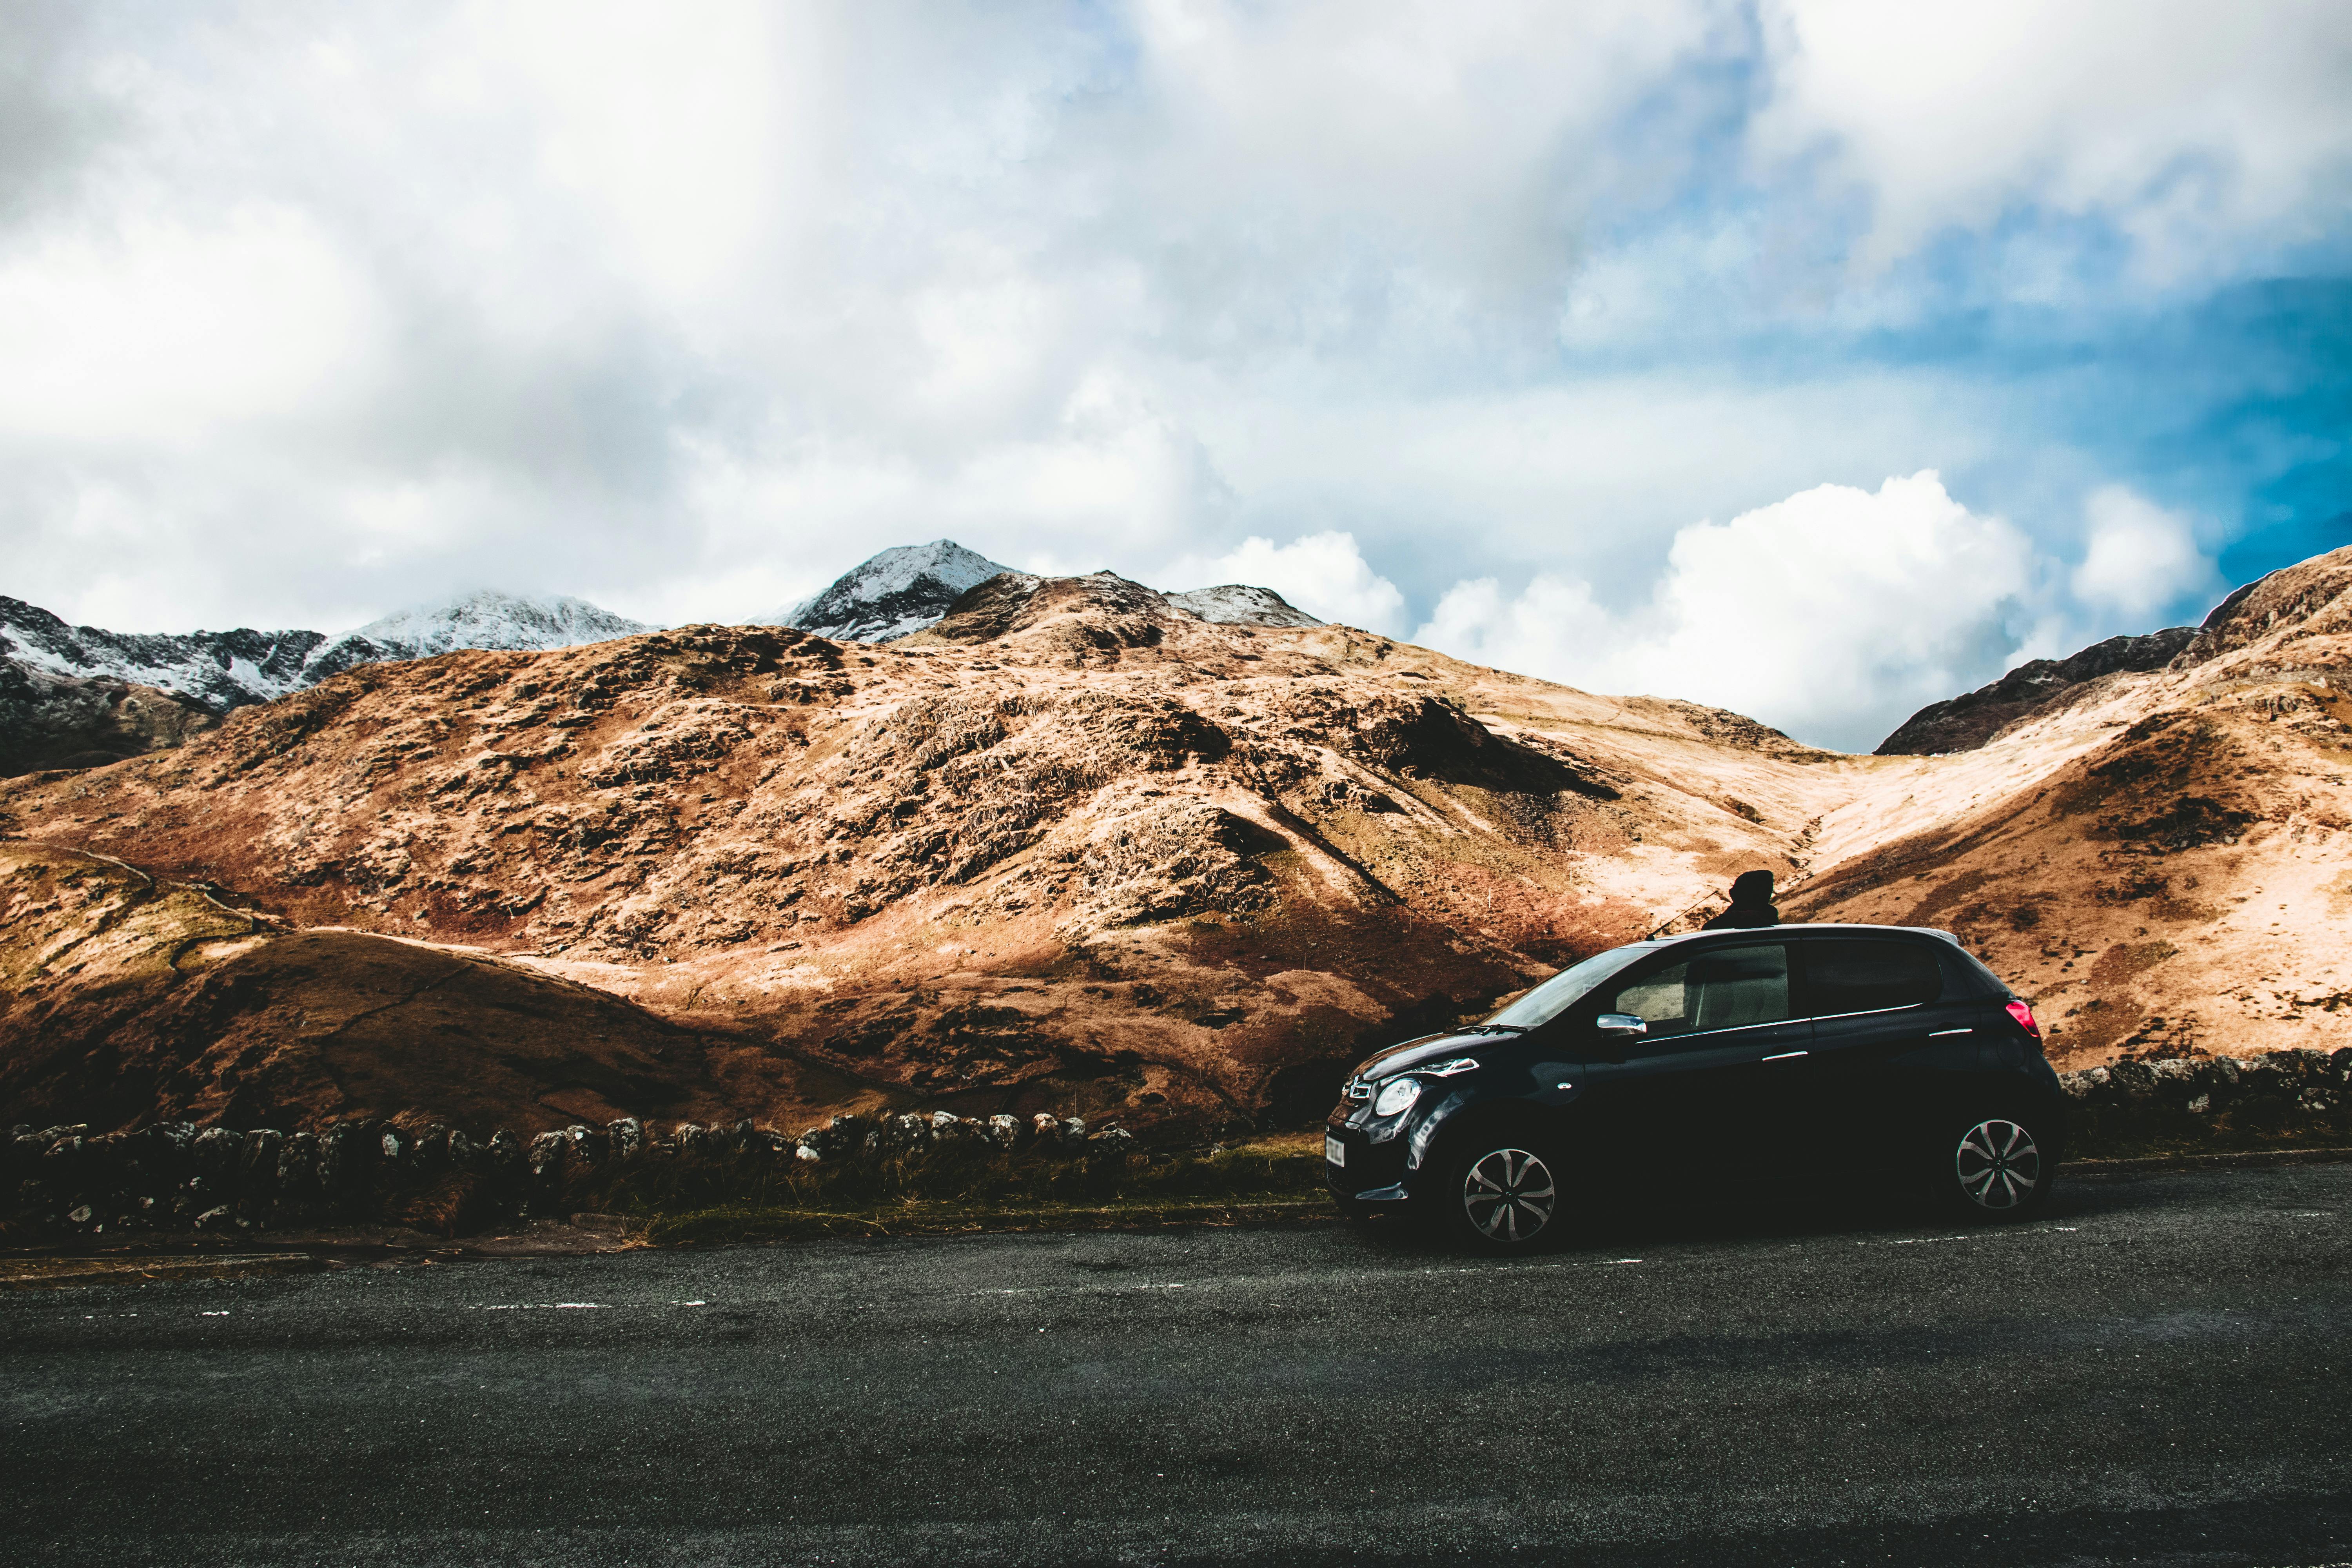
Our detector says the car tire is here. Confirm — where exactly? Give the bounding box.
[1939,1109,2055,1221]
[1431,1134,1570,1253]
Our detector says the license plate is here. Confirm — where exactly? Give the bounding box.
[1325,1134,1345,1167]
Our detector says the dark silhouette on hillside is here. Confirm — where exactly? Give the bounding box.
[1703,869,1780,929]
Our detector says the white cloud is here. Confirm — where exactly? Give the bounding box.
[2070,485,2219,621]
[1180,530,1406,633]
[1414,472,2037,751]
[0,0,2337,731]
[470,0,792,307]
[0,207,377,445]
[1757,0,2352,285]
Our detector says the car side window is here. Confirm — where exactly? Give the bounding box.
[1600,944,1792,1041]
[1805,938,1943,1014]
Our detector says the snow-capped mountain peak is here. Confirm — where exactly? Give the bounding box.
[765,540,1014,643]
[343,589,648,656]
[300,590,652,682]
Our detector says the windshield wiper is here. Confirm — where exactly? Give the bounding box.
[1463,1023,1527,1034]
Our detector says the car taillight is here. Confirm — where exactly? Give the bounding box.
[2005,1000,2041,1040]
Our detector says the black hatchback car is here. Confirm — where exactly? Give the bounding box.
[1325,924,2062,1250]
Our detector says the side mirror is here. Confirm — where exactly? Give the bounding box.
[1588,1013,1645,1062]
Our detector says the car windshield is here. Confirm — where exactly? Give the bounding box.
[1484,944,1654,1031]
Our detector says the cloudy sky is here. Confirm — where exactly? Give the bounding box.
[4,1,2349,750]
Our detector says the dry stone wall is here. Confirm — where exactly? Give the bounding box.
[4,1109,1120,1240]
[2060,1047,2352,1153]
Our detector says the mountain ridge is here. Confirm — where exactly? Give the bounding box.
[0,590,653,774]
[1,589,652,713]
[768,540,1328,643]
[1875,627,2200,755]
[1,541,1334,777]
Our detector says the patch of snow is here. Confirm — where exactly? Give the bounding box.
[1167,584,1323,628]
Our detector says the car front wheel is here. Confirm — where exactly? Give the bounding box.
[1943,1111,2053,1220]
[1435,1138,1565,1252]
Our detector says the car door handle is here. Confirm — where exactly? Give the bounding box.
[1928,1028,1973,1038]
[1762,1050,1808,1062]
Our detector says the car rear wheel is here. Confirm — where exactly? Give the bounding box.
[1942,1112,2053,1220]
[1435,1138,1565,1252]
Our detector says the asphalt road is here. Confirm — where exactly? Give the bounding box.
[5,1167,2350,1567]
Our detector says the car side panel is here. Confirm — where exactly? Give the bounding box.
[1808,997,2006,1170]
[1571,1017,1818,1184]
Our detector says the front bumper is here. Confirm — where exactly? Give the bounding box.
[1324,1116,1413,1204]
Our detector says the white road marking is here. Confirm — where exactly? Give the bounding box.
[472,1302,606,1311]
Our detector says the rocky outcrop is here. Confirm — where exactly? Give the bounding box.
[1168,585,1322,627]
[1875,628,2197,755]
[2167,551,2352,673]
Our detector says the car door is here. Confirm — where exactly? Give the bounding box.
[1798,936,1985,1169]
[1572,939,1814,1185]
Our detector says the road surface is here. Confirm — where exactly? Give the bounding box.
[5,1165,2350,1565]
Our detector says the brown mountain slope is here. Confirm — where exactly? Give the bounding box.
[1,661,219,777]
[1790,544,2352,1066]
[0,573,1839,1136]
[0,842,880,1136]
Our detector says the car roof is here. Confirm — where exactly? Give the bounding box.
[1638,922,1962,949]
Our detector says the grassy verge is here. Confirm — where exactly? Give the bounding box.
[2066,1102,2352,1162]
[643,1193,1335,1246]
[565,1131,1335,1246]
[0,1253,327,1289]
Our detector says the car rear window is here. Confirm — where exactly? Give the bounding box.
[1805,938,1942,1014]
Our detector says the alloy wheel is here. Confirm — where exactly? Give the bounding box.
[1462,1147,1557,1243]
[1955,1118,2042,1210]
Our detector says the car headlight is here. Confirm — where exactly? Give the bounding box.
[1371,1077,1423,1116]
